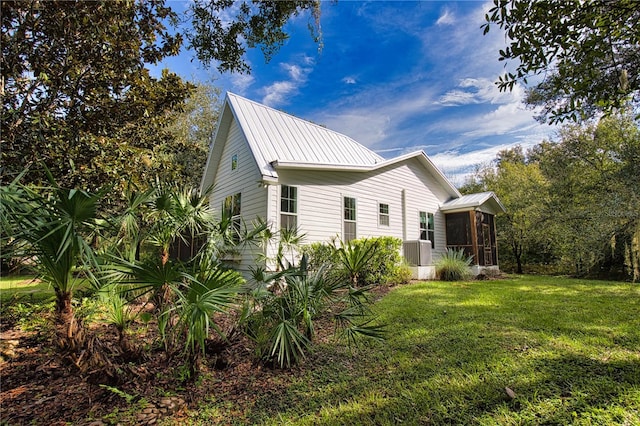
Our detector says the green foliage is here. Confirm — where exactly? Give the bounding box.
[166,81,223,188]
[243,258,384,368]
[98,284,136,339]
[466,113,640,280]
[187,0,322,74]
[359,236,406,286]
[99,385,138,404]
[2,301,55,334]
[303,236,405,286]
[483,0,640,123]
[1,0,321,195]
[175,264,244,361]
[102,182,272,376]
[1,1,193,192]
[1,179,106,325]
[389,260,413,285]
[334,238,378,287]
[435,249,473,281]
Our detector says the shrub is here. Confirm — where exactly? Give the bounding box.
[302,236,405,286]
[242,258,384,368]
[389,260,413,285]
[435,249,473,281]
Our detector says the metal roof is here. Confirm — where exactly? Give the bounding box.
[227,93,385,178]
[440,191,506,214]
[201,92,464,201]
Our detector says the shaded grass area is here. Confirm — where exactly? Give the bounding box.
[185,275,640,425]
[0,275,52,303]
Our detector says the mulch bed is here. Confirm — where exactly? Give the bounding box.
[0,284,394,425]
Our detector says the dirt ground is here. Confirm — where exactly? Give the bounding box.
[0,285,393,425]
[0,313,295,425]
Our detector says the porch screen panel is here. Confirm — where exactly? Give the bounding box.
[445,212,473,258]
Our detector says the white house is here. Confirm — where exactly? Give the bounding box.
[200,92,506,279]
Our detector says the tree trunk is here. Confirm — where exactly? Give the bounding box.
[54,290,84,352]
[512,242,523,274]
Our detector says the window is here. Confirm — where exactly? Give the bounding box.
[280,185,297,230]
[419,211,435,248]
[223,192,241,242]
[343,196,356,242]
[379,203,390,226]
[231,153,238,171]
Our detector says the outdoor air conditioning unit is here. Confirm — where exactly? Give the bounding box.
[403,240,432,266]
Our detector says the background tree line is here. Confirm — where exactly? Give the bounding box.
[461,112,640,281]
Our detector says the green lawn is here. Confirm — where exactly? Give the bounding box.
[187,275,640,425]
[0,275,53,303]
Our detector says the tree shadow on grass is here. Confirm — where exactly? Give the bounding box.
[246,281,640,425]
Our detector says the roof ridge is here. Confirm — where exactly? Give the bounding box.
[226,92,383,159]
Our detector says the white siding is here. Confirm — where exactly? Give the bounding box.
[277,156,453,259]
[210,119,268,274]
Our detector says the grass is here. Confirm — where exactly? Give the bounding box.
[0,275,91,303]
[0,275,53,303]
[185,275,640,425]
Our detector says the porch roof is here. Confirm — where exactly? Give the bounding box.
[440,191,506,215]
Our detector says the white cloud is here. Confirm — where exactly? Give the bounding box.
[430,135,546,186]
[262,81,298,107]
[261,56,315,107]
[342,76,357,85]
[229,73,255,94]
[437,90,478,106]
[462,102,536,138]
[438,78,522,106]
[436,8,455,26]
[311,83,440,147]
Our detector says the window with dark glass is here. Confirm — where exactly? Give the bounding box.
[343,196,356,242]
[231,153,238,171]
[280,185,297,230]
[379,203,390,226]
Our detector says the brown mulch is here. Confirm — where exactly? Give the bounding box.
[0,284,395,425]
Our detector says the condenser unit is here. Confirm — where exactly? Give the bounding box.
[403,240,432,266]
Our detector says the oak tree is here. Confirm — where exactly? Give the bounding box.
[2,0,321,192]
[483,0,640,123]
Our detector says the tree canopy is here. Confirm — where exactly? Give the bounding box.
[1,0,320,193]
[1,1,193,190]
[166,80,223,188]
[463,113,640,279]
[187,0,321,74]
[483,0,640,123]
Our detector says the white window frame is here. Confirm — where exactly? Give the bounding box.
[419,211,435,249]
[280,185,297,231]
[343,196,357,242]
[378,202,390,227]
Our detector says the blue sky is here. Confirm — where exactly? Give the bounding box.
[158,0,557,185]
